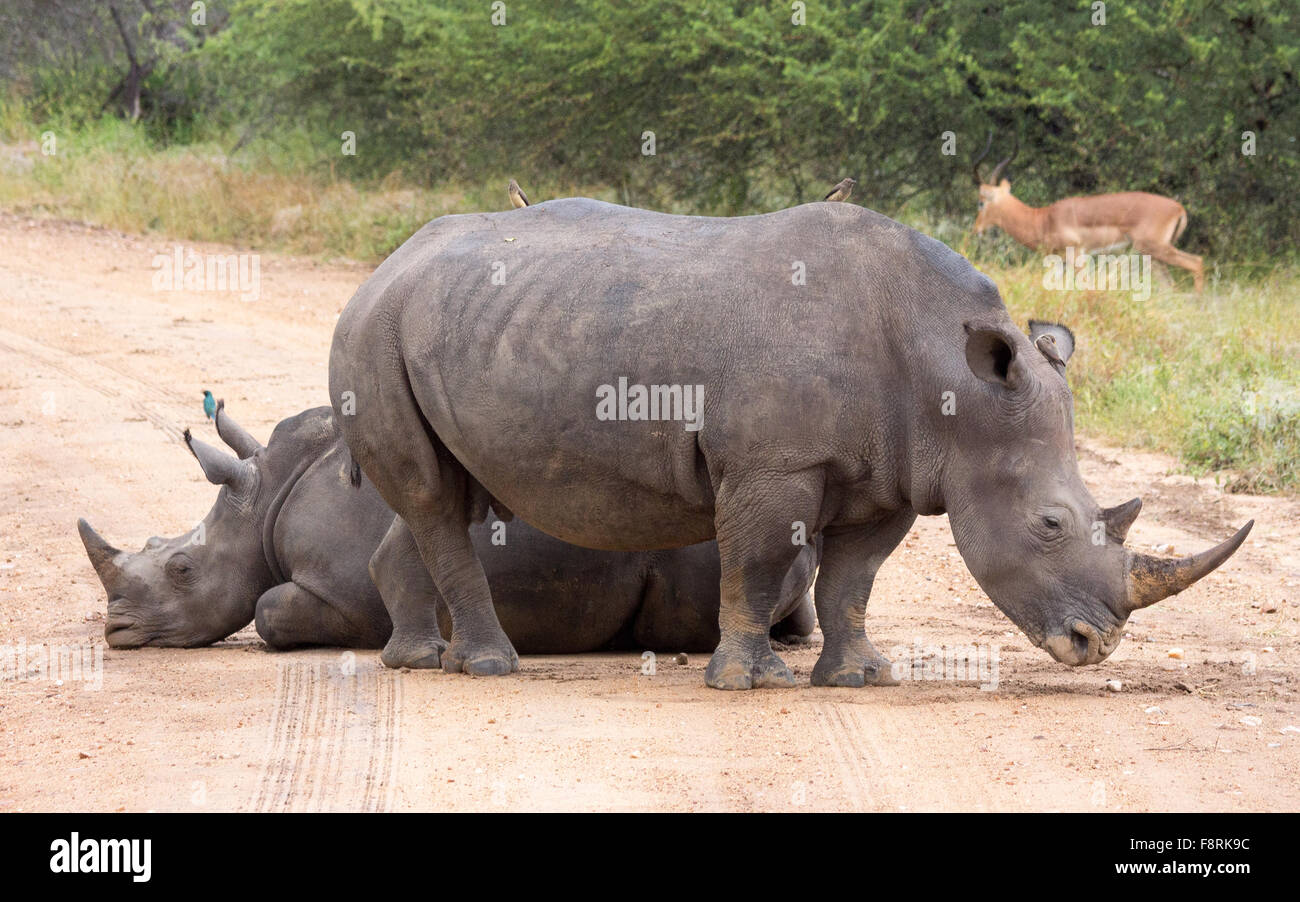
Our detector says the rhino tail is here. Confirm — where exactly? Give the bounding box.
[349,455,362,488]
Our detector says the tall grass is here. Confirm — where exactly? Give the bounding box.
[0,113,611,260]
[954,241,1300,494]
[2,114,1297,493]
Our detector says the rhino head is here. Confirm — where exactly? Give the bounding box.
[944,319,1251,666]
[78,404,275,647]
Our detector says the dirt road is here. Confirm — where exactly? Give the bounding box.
[1,214,1297,811]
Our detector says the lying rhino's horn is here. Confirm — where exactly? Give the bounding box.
[214,400,263,459]
[1101,497,1142,542]
[184,429,257,494]
[77,518,124,589]
[1125,520,1254,611]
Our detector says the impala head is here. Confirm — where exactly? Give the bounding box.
[945,319,1254,666]
[972,131,1019,234]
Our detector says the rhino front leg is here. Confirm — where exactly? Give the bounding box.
[256,582,380,649]
[705,477,819,690]
[811,510,916,688]
[369,516,448,669]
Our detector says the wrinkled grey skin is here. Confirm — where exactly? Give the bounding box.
[329,197,1251,689]
[77,406,817,656]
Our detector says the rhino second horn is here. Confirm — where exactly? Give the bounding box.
[1101,497,1142,543]
[1124,520,1254,612]
[185,430,257,494]
[77,518,124,589]
[214,401,263,459]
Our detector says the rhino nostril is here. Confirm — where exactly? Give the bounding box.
[1070,627,1092,662]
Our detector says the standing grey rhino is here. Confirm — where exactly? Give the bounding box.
[76,405,817,657]
[328,197,1251,689]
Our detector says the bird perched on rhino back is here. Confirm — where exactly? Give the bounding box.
[824,177,856,202]
[508,179,530,209]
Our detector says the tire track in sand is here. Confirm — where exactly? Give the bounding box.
[812,701,896,811]
[249,657,402,812]
[0,327,187,441]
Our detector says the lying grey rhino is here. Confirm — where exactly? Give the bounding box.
[77,405,817,659]
[329,197,1252,688]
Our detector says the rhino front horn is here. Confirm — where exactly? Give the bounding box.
[1125,520,1254,612]
[77,518,125,589]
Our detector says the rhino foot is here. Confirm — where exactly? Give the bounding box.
[705,644,796,691]
[381,633,449,670]
[441,635,519,677]
[812,641,899,688]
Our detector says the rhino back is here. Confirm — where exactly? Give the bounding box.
[335,199,1007,546]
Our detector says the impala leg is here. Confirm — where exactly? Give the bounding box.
[1151,260,1174,289]
[1138,240,1204,293]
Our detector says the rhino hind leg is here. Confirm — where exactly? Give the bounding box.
[370,516,449,670]
[332,346,517,677]
[412,521,517,675]
[704,478,823,690]
[771,588,817,647]
[255,581,386,650]
[810,510,916,688]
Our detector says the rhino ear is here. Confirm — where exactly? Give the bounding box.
[1024,321,1076,371]
[184,428,257,496]
[964,321,1029,390]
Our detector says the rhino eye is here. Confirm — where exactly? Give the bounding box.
[166,555,196,582]
[1042,515,1062,530]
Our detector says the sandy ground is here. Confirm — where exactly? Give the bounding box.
[0,213,1297,812]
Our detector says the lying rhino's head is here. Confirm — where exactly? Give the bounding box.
[945,319,1251,666]
[78,404,274,647]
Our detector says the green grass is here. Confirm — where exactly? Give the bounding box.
[2,114,1297,493]
[0,112,613,261]
[965,249,1300,494]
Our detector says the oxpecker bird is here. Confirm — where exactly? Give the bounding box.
[824,177,856,202]
[508,179,530,208]
[202,390,216,421]
[1035,334,1068,374]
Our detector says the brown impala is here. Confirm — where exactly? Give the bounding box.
[973,134,1204,291]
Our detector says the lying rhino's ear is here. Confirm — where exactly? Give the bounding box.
[964,321,1029,390]
[214,400,264,460]
[1028,319,1075,369]
[184,428,257,496]
[1101,497,1142,543]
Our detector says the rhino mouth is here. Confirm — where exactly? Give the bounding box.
[105,603,153,647]
[1040,619,1122,666]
